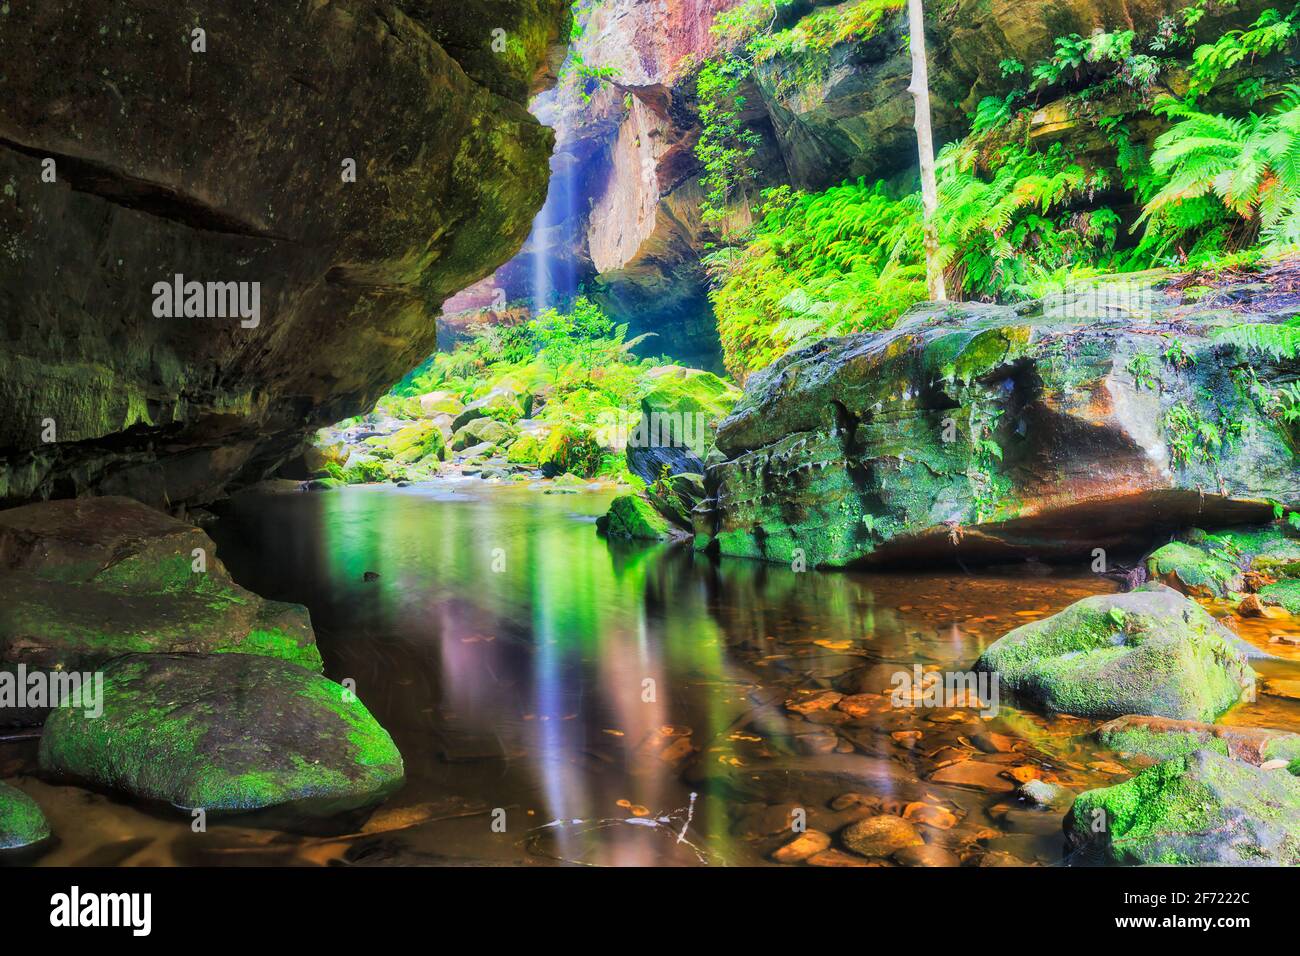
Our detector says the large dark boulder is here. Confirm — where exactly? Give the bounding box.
[696,266,1300,568]
[0,497,321,726]
[39,653,404,815]
[0,1,567,508]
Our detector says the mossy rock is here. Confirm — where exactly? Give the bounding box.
[1096,714,1300,765]
[0,498,321,725]
[1259,578,1300,614]
[0,781,49,850]
[506,433,543,466]
[39,653,404,815]
[599,494,674,541]
[1065,749,1300,865]
[451,387,524,431]
[974,586,1254,721]
[416,390,464,418]
[452,417,516,451]
[635,366,742,459]
[385,421,446,463]
[1145,541,1243,598]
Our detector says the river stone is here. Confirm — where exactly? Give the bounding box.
[1065,749,1300,865]
[0,499,321,710]
[452,388,524,431]
[39,653,404,815]
[1096,714,1300,765]
[974,586,1254,721]
[698,293,1300,568]
[1145,542,1243,598]
[841,814,924,857]
[0,781,49,850]
[452,417,517,451]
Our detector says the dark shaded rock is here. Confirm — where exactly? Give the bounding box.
[39,653,404,815]
[625,366,741,482]
[975,586,1254,721]
[0,781,49,850]
[699,290,1300,568]
[0,498,321,722]
[1065,749,1300,865]
[0,0,565,508]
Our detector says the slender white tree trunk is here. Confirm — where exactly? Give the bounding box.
[906,0,947,302]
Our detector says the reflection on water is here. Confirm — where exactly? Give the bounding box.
[7,481,1299,866]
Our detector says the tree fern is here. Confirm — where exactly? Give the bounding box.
[1217,317,1300,359]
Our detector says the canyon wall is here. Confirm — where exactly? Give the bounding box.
[469,0,1282,369]
[0,0,569,508]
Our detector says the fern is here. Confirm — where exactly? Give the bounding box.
[1217,317,1300,359]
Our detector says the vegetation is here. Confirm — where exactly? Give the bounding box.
[694,0,1300,378]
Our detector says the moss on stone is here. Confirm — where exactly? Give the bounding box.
[0,781,49,850]
[1146,541,1242,598]
[601,494,673,541]
[38,653,403,815]
[975,586,1252,721]
[1259,578,1300,613]
[1066,749,1300,865]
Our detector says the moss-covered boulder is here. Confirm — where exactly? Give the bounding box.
[417,390,466,419]
[974,586,1254,721]
[598,494,675,541]
[625,366,742,483]
[1097,714,1300,765]
[1146,542,1243,598]
[382,421,447,464]
[40,653,404,815]
[1144,525,1300,599]
[540,423,604,478]
[1065,749,1300,865]
[699,290,1300,567]
[0,498,320,725]
[1259,578,1300,614]
[452,417,517,451]
[452,387,525,431]
[0,781,49,850]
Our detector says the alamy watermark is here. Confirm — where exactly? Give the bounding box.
[889,664,999,717]
[595,409,710,450]
[152,273,260,328]
[0,664,103,718]
[1042,277,1159,320]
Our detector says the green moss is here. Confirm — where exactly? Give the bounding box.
[976,587,1252,720]
[1099,724,1229,760]
[38,654,402,815]
[0,781,49,850]
[1146,541,1242,597]
[601,494,672,541]
[1259,578,1300,613]
[216,627,322,672]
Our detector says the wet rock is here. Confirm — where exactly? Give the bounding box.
[970,731,1017,754]
[892,844,960,867]
[771,829,831,864]
[974,586,1255,721]
[1262,678,1300,701]
[805,848,872,867]
[0,781,49,850]
[927,760,1016,793]
[39,653,404,815]
[1096,714,1300,766]
[785,690,843,715]
[792,732,839,756]
[1238,594,1266,618]
[624,367,742,482]
[698,297,1299,568]
[1018,779,1067,808]
[903,801,958,830]
[0,499,321,725]
[1066,749,1300,865]
[829,792,880,812]
[841,814,924,858]
[597,494,676,541]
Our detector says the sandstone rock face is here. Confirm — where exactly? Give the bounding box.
[696,267,1300,568]
[0,0,567,508]
[39,653,404,815]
